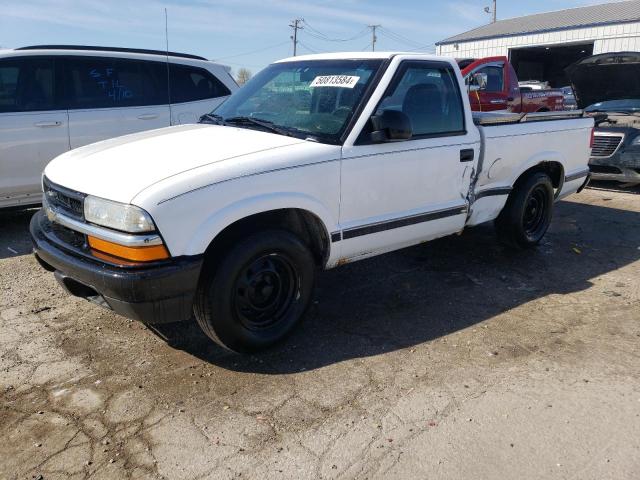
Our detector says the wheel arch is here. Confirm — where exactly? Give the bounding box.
[186,193,338,268]
[512,153,565,197]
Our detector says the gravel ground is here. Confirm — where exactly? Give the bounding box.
[1,183,639,480]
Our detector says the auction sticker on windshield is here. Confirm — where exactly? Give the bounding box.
[310,75,360,88]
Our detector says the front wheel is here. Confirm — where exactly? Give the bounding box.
[495,171,554,249]
[194,229,316,353]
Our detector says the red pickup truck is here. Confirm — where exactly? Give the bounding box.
[460,57,565,113]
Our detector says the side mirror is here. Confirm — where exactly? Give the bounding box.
[370,109,412,143]
[469,72,488,92]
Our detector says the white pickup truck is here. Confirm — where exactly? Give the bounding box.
[31,52,593,352]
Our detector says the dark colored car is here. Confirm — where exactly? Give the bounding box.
[567,52,640,183]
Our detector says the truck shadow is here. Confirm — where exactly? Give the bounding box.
[0,208,37,260]
[152,197,640,374]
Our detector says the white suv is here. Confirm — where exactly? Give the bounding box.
[0,45,238,209]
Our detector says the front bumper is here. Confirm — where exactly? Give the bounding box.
[30,210,203,324]
[589,149,640,183]
[588,165,640,183]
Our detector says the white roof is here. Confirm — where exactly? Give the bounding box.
[275,52,440,63]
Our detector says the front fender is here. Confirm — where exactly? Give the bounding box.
[184,192,339,259]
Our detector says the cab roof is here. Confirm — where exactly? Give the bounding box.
[275,52,445,63]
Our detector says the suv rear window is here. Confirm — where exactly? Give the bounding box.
[66,56,168,109]
[0,57,56,113]
[169,64,230,103]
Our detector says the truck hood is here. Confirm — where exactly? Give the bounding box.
[566,52,640,109]
[44,124,307,204]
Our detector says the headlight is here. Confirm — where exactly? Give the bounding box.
[84,196,156,233]
[632,135,640,145]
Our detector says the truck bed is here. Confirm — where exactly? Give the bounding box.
[467,112,593,226]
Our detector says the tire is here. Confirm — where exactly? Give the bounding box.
[495,171,554,249]
[194,229,316,353]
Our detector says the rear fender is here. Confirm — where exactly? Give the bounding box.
[511,151,565,188]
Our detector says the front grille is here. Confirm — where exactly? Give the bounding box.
[43,177,86,220]
[589,165,622,174]
[591,134,623,158]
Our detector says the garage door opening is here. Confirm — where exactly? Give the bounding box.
[509,43,594,87]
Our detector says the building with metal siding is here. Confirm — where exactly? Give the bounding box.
[436,1,640,86]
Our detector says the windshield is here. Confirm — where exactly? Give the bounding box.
[585,99,640,113]
[212,59,383,144]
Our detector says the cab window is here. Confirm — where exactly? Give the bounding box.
[376,62,465,137]
[469,65,504,93]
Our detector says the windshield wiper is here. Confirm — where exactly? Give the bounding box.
[198,113,225,125]
[224,116,295,137]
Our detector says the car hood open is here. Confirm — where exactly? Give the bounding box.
[566,52,640,109]
[44,124,308,204]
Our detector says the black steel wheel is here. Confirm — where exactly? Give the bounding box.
[194,229,315,352]
[232,253,298,331]
[522,185,549,238]
[496,171,554,249]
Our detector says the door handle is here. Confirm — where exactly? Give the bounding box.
[137,114,158,120]
[507,97,515,101]
[490,99,507,105]
[34,121,62,127]
[460,149,475,162]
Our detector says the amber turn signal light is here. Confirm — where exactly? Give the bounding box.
[87,236,169,262]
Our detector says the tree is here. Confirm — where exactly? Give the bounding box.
[236,68,253,86]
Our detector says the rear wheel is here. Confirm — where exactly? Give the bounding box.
[495,171,554,249]
[194,229,315,353]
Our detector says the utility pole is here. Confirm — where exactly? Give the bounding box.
[484,1,497,23]
[290,18,303,56]
[369,24,381,52]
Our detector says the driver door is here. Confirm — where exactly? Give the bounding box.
[467,63,511,112]
[338,60,480,261]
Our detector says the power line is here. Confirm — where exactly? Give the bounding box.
[298,41,321,54]
[213,40,290,61]
[304,29,355,42]
[301,20,368,42]
[377,27,423,49]
[405,42,437,52]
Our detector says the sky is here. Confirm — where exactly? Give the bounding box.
[0,0,623,75]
